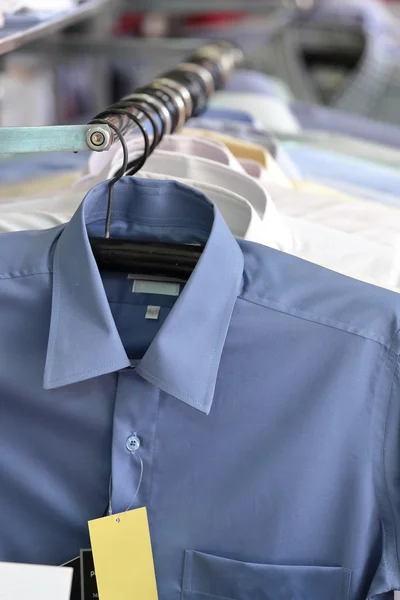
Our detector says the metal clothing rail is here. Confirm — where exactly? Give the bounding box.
[0,40,241,154]
[0,0,296,155]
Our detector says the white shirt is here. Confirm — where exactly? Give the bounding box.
[77,134,244,191]
[132,151,295,252]
[233,157,400,251]
[136,175,270,246]
[137,170,400,292]
[268,183,400,250]
[1,146,400,291]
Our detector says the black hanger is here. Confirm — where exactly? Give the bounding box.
[117,95,170,179]
[87,114,203,279]
[113,98,166,175]
[94,108,151,175]
[112,99,161,153]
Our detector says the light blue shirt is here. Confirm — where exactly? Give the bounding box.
[292,101,400,150]
[0,152,89,185]
[199,107,257,125]
[1,177,400,599]
[283,141,400,201]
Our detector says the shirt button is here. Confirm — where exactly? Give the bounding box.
[126,434,141,453]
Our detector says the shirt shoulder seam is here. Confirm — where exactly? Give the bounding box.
[238,293,394,351]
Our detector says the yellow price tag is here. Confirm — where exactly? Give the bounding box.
[89,507,158,600]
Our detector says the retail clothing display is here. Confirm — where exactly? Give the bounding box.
[209,93,302,133]
[200,107,260,125]
[1,178,400,600]
[292,100,400,149]
[4,14,400,600]
[224,69,294,101]
[0,144,399,293]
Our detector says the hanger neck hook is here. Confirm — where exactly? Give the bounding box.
[88,118,128,239]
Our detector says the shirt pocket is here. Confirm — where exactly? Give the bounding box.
[181,550,351,600]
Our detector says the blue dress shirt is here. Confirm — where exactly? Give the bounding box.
[292,101,400,151]
[199,107,257,125]
[224,70,285,97]
[284,142,400,200]
[1,177,400,599]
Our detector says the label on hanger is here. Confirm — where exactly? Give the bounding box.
[394,593,400,599]
[80,550,99,600]
[132,279,180,297]
[88,507,158,600]
[145,306,161,320]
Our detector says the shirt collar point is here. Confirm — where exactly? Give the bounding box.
[43,356,131,390]
[135,365,214,414]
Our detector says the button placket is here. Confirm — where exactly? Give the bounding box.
[110,370,160,514]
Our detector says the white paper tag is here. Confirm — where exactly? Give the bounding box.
[394,592,400,599]
[133,280,180,297]
[0,562,73,600]
[145,306,161,320]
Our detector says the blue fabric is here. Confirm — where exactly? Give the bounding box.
[0,152,89,185]
[199,107,257,124]
[292,101,400,150]
[184,118,277,155]
[1,177,400,599]
[224,70,281,96]
[283,142,400,200]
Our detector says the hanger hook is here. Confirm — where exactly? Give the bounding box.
[112,99,161,158]
[95,108,150,175]
[88,118,128,239]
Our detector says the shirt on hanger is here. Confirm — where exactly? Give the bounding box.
[184,116,275,149]
[224,69,294,101]
[183,120,304,180]
[268,181,400,249]
[292,100,400,150]
[2,143,400,291]
[183,129,269,168]
[181,128,295,187]
[136,174,272,247]
[0,170,79,200]
[0,151,88,186]
[77,127,292,190]
[199,107,259,125]
[77,134,245,191]
[278,130,400,169]
[137,169,400,293]
[284,141,400,200]
[1,177,400,600]
[209,92,302,133]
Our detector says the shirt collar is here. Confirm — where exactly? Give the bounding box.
[109,138,245,180]
[136,152,294,252]
[137,171,269,245]
[44,177,244,414]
